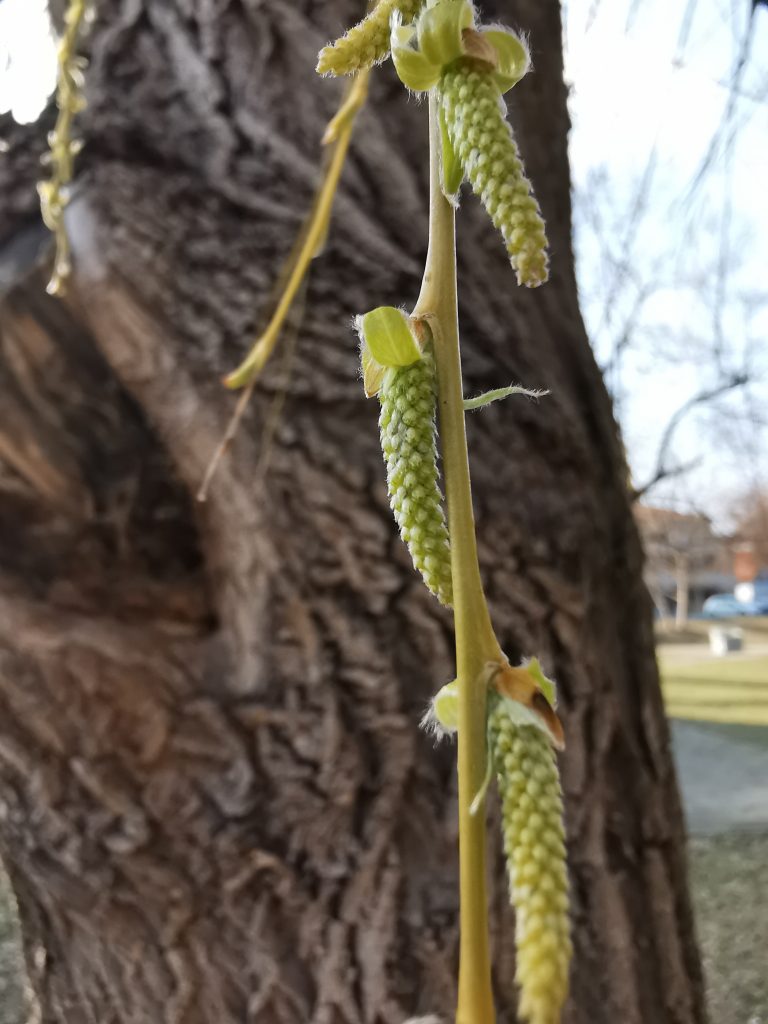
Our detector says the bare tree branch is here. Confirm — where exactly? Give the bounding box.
[632,372,749,500]
[682,3,759,204]
[633,458,704,503]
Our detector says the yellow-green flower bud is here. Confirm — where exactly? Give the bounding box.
[317,0,425,77]
[440,64,549,287]
[379,350,452,605]
[489,701,571,1024]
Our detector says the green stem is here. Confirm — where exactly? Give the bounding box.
[413,93,501,1024]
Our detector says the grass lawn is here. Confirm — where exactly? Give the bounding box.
[662,657,768,725]
[657,618,768,726]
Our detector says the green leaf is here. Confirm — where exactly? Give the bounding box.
[498,696,555,740]
[417,0,474,67]
[462,384,549,411]
[483,28,530,93]
[391,46,442,91]
[391,20,441,91]
[469,730,494,816]
[524,657,557,709]
[439,106,463,197]
[432,679,459,732]
[357,307,422,368]
[360,341,386,398]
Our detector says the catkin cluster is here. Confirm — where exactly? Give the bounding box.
[441,63,549,287]
[489,701,571,1024]
[317,0,425,76]
[379,351,452,606]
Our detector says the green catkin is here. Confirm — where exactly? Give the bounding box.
[317,0,425,76]
[489,702,571,1024]
[441,62,549,287]
[378,349,452,605]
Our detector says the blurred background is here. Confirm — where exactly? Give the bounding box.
[1,1,766,1022]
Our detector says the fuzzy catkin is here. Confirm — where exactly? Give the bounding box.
[379,351,452,605]
[317,0,425,76]
[441,63,549,287]
[489,703,571,1024]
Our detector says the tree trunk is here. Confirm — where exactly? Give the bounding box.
[0,2,706,1022]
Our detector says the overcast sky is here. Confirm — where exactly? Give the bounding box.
[563,0,768,525]
[1,0,766,526]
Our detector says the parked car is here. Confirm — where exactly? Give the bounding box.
[701,592,766,617]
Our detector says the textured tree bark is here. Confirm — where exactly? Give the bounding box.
[0,2,706,1023]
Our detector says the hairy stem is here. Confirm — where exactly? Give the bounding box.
[413,93,501,1024]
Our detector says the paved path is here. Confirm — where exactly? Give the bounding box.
[671,721,768,835]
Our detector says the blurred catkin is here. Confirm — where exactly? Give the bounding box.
[317,0,425,76]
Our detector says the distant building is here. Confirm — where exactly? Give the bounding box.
[733,542,768,604]
[733,542,759,583]
[635,505,735,618]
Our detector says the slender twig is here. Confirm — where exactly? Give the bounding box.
[682,2,758,206]
[413,93,500,1024]
[39,0,91,295]
[198,279,307,502]
[201,71,369,497]
[224,70,370,390]
[632,372,748,499]
[197,382,255,502]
